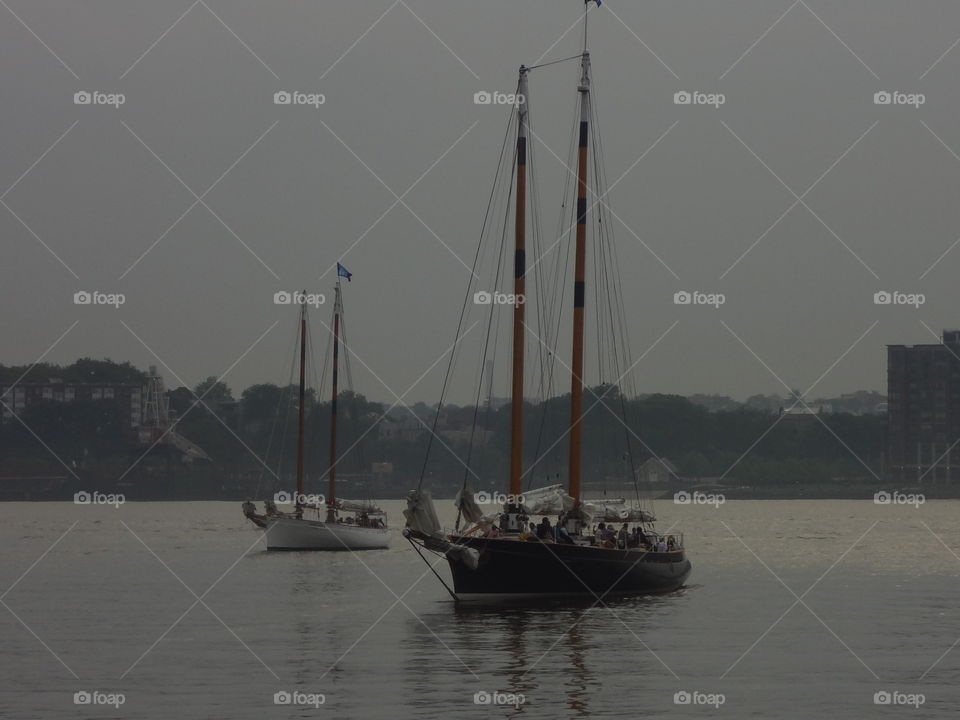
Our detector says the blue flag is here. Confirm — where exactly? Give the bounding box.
[336,262,352,282]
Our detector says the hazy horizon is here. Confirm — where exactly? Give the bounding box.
[5,1,960,405]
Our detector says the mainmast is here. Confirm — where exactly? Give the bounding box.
[295,295,307,518]
[326,282,342,523]
[508,65,529,499]
[568,23,592,511]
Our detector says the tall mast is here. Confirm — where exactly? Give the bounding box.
[326,282,342,523]
[508,65,529,499]
[568,37,592,506]
[295,295,307,518]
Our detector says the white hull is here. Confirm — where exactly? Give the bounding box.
[265,517,391,550]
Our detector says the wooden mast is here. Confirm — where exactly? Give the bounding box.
[295,294,307,518]
[568,44,592,508]
[508,66,529,499]
[326,282,341,523]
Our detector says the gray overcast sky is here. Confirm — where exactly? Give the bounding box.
[3,1,960,405]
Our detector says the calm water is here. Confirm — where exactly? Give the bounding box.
[1,499,958,719]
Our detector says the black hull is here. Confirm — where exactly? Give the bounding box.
[446,536,691,599]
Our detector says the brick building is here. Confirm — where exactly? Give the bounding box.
[887,330,960,482]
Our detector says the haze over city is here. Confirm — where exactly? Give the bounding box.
[4,0,960,405]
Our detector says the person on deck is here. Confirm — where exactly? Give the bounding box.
[536,517,555,541]
[636,527,649,548]
[595,522,606,545]
[617,523,629,549]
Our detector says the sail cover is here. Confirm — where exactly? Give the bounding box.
[520,484,576,515]
[337,499,385,514]
[454,486,485,524]
[518,485,655,522]
[403,490,442,536]
[583,502,656,523]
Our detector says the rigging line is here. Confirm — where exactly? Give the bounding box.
[406,536,459,602]
[418,97,516,492]
[526,53,582,71]
[591,90,644,510]
[528,92,579,490]
[338,298,368,483]
[254,316,300,499]
[460,132,515,514]
[460,103,517,493]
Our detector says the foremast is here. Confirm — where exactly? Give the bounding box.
[503,66,530,534]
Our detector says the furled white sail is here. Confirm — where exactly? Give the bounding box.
[520,484,576,515]
[517,484,654,523]
[454,486,485,524]
[403,490,442,536]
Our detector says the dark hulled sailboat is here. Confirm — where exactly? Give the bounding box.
[404,2,690,600]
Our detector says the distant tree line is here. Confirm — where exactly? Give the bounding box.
[0,359,886,499]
